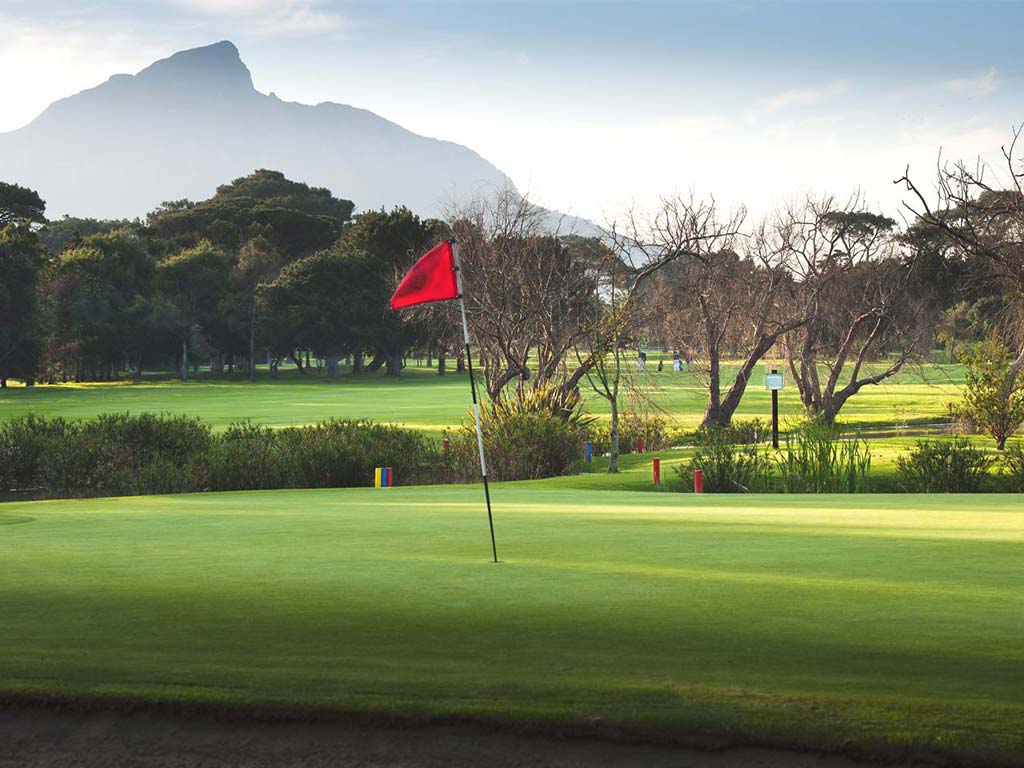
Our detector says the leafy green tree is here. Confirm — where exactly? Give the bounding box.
[54,230,157,381]
[0,224,48,386]
[0,181,46,226]
[337,207,447,375]
[228,235,284,381]
[157,241,232,380]
[961,335,1024,450]
[147,170,352,261]
[259,249,383,378]
[39,215,139,256]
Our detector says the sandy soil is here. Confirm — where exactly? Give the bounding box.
[0,705,887,768]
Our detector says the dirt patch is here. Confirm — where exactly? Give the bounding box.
[0,704,893,768]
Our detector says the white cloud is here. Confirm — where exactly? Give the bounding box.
[756,80,851,115]
[943,67,1000,96]
[169,0,347,35]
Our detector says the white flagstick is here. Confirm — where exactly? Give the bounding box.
[451,241,498,563]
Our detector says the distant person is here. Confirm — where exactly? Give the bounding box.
[657,359,664,372]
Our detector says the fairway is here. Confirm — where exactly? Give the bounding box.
[2,486,1021,763]
[0,361,965,432]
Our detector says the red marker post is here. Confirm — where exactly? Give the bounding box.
[694,468,704,494]
[652,457,661,486]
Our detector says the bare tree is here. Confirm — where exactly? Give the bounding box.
[781,197,925,423]
[451,190,598,404]
[897,124,1024,375]
[619,194,803,427]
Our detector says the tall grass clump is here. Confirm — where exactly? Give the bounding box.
[776,420,872,493]
[453,384,593,481]
[897,438,995,492]
[677,428,772,492]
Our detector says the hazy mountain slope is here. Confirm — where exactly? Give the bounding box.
[0,41,514,219]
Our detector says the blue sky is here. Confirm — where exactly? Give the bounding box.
[2,0,1022,221]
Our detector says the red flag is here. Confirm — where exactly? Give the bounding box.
[390,241,459,310]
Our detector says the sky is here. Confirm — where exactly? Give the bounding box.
[1,0,1022,224]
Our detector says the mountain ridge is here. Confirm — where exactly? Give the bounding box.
[0,41,516,220]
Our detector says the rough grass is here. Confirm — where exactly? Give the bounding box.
[1,487,1022,763]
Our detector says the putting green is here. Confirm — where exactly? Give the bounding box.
[1,486,1021,762]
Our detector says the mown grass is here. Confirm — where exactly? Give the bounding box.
[0,360,965,433]
[1,487,1021,763]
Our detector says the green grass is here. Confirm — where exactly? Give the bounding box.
[2,486,1022,762]
[0,361,966,433]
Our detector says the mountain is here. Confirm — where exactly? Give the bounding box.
[0,41,515,220]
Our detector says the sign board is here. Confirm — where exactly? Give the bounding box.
[765,372,784,391]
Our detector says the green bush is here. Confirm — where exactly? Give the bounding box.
[690,418,770,446]
[453,385,591,481]
[776,421,872,493]
[0,414,71,492]
[897,438,995,493]
[0,412,439,499]
[679,430,771,493]
[998,441,1024,492]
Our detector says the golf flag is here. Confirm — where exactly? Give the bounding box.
[388,239,499,563]
[390,242,459,310]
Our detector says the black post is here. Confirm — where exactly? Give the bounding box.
[465,341,498,563]
[771,367,780,449]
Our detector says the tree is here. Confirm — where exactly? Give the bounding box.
[337,207,447,376]
[575,237,636,472]
[0,181,46,226]
[898,124,1024,378]
[157,241,232,380]
[147,169,352,263]
[616,194,796,427]
[259,249,383,378]
[54,230,158,381]
[452,191,598,402]
[0,224,48,386]
[782,200,925,424]
[228,236,284,381]
[961,335,1024,450]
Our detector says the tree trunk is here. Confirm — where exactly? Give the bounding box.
[366,354,386,373]
[438,351,446,376]
[0,378,6,388]
[608,393,620,473]
[352,351,364,373]
[700,350,724,427]
[180,340,189,382]
[25,376,35,387]
[325,353,340,379]
[248,297,257,383]
[456,351,465,372]
[385,352,402,377]
[290,351,306,375]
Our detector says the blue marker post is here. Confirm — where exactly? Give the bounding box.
[584,441,592,464]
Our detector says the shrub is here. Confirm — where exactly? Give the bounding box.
[998,441,1024,492]
[0,414,71,492]
[897,438,995,493]
[586,411,674,455]
[960,336,1024,450]
[692,418,770,446]
[453,385,591,481]
[775,420,872,493]
[679,430,771,493]
[0,412,439,499]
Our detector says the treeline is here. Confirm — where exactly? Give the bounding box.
[0,170,452,384]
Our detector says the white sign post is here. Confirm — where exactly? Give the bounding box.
[765,369,783,448]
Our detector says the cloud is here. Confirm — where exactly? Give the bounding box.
[942,67,1000,96]
[169,0,347,35]
[756,80,851,114]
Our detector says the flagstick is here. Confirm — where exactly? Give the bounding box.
[451,241,498,564]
